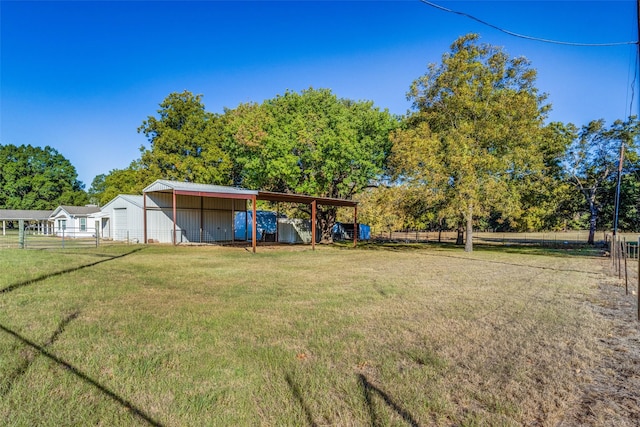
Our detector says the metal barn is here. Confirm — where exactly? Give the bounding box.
[143,180,255,245]
[123,179,360,251]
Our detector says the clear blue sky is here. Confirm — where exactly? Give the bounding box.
[1,1,638,187]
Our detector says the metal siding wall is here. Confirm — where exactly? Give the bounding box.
[146,193,173,209]
[176,209,199,243]
[143,193,245,243]
[203,198,233,210]
[127,204,145,242]
[147,209,174,243]
[203,210,233,241]
[177,194,201,209]
[277,219,312,243]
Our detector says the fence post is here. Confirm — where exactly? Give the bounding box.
[618,238,622,279]
[623,237,628,295]
[18,219,24,249]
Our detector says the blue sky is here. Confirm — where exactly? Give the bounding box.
[1,1,638,187]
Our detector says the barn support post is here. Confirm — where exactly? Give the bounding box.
[311,200,317,251]
[143,193,148,244]
[275,202,279,243]
[245,201,249,241]
[251,196,257,253]
[233,205,237,242]
[200,196,204,243]
[353,205,358,248]
[172,190,177,245]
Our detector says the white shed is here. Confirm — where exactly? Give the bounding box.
[100,195,145,242]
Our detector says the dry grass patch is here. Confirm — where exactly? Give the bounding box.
[0,243,631,425]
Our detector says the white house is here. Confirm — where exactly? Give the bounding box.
[50,205,101,238]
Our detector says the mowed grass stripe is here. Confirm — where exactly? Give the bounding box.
[0,244,610,426]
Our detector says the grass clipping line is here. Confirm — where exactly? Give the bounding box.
[0,244,635,426]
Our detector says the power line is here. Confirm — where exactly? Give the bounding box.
[419,0,638,47]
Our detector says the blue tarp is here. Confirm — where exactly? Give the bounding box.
[234,211,277,241]
[332,222,371,241]
[236,213,370,242]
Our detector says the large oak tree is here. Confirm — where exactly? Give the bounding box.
[0,144,87,209]
[223,88,399,240]
[391,34,550,251]
[138,90,233,185]
[565,116,640,243]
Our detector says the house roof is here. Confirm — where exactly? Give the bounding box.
[0,210,53,221]
[102,194,145,210]
[51,205,101,217]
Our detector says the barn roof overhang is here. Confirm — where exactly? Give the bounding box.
[142,180,358,207]
[256,191,358,207]
[143,180,258,199]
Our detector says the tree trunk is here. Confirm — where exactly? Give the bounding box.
[587,190,597,245]
[316,207,337,243]
[455,228,464,245]
[465,206,473,252]
[588,205,597,245]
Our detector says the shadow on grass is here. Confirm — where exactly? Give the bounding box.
[335,242,605,276]
[1,310,79,397]
[285,373,318,427]
[0,320,164,427]
[358,373,420,427]
[0,247,145,295]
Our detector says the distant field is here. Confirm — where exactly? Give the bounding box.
[0,243,635,425]
[372,230,639,246]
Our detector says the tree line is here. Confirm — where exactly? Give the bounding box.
[2,34,639,250]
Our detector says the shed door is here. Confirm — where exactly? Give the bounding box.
[114,208,128,241]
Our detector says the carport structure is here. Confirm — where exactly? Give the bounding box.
[0,210,54,236]
[142,180,358,252]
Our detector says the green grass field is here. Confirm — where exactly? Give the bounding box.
[0,243,624,425]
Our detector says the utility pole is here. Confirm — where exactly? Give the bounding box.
[613,0,640,237]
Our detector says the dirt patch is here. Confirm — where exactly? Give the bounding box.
[563,278,640,426]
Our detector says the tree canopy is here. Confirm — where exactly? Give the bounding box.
[138,90,233,185]
[391,34,550,251]
[564,116,640,243]
[92,88,399,240]
[0,144,88,209]
[84,35,640,244]
[221,88,399,239]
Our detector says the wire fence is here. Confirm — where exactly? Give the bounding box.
[607,233,640,321]
[370,229,618,246]
[0,227,123,250]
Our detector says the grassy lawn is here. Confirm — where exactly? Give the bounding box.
[0,243,616,425]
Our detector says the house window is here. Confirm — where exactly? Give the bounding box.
[58,219,66,230]
[80,218,86,232]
